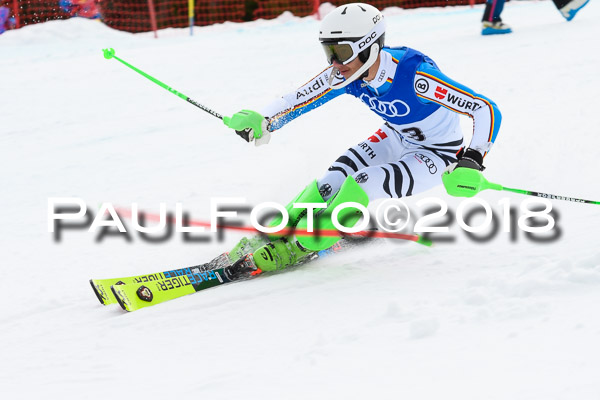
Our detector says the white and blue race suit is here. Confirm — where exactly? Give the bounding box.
[262,46,502,201]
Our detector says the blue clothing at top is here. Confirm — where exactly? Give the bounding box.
[263,47,501,157]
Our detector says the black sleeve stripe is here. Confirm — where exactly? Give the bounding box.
[328,165,348,177]
[432,139,464,147]
[349,148,370,168]
[390,163,405,198]
[381,166,392,198]
[419,145,461,167]
[335,156,359,172]
[399,161,415,197]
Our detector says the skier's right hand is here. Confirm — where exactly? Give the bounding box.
[223,110,271,146]
[453,147,485,171]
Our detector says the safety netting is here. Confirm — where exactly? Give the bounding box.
[1,0,485,33]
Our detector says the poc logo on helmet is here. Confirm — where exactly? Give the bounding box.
[359,32,377,49]
[372,15,381,24]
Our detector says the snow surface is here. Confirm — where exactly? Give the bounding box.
[2,1,600,399]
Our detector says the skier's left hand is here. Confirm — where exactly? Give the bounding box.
[442,148,486,197]
[223,110,271,146]
[452,147,485,171]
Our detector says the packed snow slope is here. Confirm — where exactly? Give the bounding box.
[2,1,600,399]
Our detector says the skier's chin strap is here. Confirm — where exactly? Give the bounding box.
[328,43,380,90]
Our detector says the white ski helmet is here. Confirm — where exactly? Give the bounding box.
[319,3,385,89]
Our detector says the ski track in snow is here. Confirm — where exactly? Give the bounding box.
[1,1,600,399]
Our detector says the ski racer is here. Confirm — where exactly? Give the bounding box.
[223,3,502,274]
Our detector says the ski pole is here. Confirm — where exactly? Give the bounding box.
[443,168,600,205]
[102,48,223,120]
[498,186,600,205]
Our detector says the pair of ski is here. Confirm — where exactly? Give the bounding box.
[90,251,239,312]
[90,235,383,312]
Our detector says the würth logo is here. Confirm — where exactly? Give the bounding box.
[367,129,388,143]
[435,86,448,100]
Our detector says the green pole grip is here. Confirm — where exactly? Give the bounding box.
[442,168,502,197]
[443,167,600,205]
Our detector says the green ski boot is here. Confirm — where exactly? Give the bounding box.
[252,237,314,272]
[227,180,325,264]
[297,176,369,252]
[228,235,270,263]
[267,179,324,240]
[249,177,369,271]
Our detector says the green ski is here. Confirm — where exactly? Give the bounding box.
[89,253,231,306]
[110,254,258,312]
[108,236,379,312]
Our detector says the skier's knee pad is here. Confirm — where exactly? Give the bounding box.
[267,179,324,240]
[296,176,369,252]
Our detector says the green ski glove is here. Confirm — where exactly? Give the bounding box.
[223,109,271,146]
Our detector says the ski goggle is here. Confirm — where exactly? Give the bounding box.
[320,22,385,65]
[322,42,356,65]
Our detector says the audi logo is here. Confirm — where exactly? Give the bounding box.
[415,153,437,174]
[359,94,411,117]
